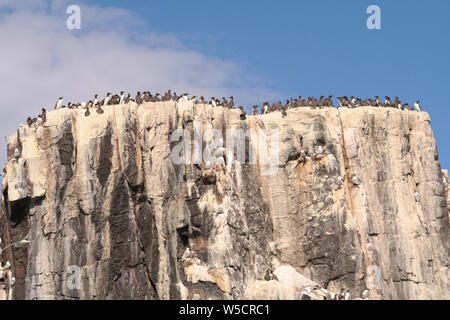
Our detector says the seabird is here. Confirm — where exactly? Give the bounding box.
[262,102,269,114]
[93,94,98,107]
[41,108,47,123]
[337,176,343,186]
[36,116,43,126]
[55,97,63,110]
[143,91,151,102]
[13,148,20,159]
[264,270,271,281]
[281,108,287,118]
[3,261,10,270]
[352,175,360,186]
[103,93,111,106]
[136,92,143,105]
[181,247,191,260]
[119,91,125,104]
[300,150,306,158]
[228,96,235,109]
[361,290,369,299]
[414,192,420,202]
[211,97,217,108]
[96,106,104,114]
[84,108,90,117]
[414,100,422,112]
[344,290,351,300]
[26,117,33,127]
[10,277,15,287]
[252,105,258,116]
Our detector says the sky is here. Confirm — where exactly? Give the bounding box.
[0,0,449,169]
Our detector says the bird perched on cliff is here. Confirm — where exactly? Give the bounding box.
[300,149,307,158]
[352,175,360,186]
[55,97,63,110]
[93,94,99,107]
[103,93,111,106]
[96,106,104,114]
[361,290,369,299]
[252,105,259,116]
[119,91,125,104]
[26,117,33,127]
[181,247,191,260]
[228,96,235,109]
[414,192,420,202]
[281,108,287,118]
[315,146,324,155]
[124,93,132,104]
[210,97,217,108]
[10,276,15,287]
[2,261,10,270]
[136,91,143,105]
[375,96,382,107]
[13,148,20,159]
[414,100,422,112]
[36,116,43,126]
[264,269,278,281]
[404,103,413,111]
[84,108,90,117]
[344,290,351,300]
[262,102,269,114]
[337,176,343,187]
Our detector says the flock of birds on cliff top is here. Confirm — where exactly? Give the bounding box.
[25,90,424,127]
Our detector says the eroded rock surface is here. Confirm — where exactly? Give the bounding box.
[0,102,448,300]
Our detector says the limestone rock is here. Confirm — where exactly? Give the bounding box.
[0,102,448,300]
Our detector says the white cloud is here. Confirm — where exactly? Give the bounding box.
[0,0,277,164]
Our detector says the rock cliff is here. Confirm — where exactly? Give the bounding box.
[0,101,448,300]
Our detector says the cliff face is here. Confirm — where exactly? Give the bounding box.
[0,101,448,300]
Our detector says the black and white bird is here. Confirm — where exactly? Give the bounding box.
[93,94,99,107]
[103,93,111,106]
[119,91,125,104]
[36,116,43,126]
[414,192,420,202]
[136,92,143,105]
[352,175,360,186]
[13,148,20,159]
[414,100,422,112]
[181,247,192,260]
[26,117,33,126]
[55,97,63,110]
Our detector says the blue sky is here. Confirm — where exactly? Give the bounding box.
[0,0,448,169]
[96,0,450,168]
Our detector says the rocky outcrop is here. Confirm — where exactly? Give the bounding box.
[0,101,448,300]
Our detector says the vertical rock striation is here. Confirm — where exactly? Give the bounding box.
[0,101,448,300]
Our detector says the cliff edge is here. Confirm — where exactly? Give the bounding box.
[1,101,449,299]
